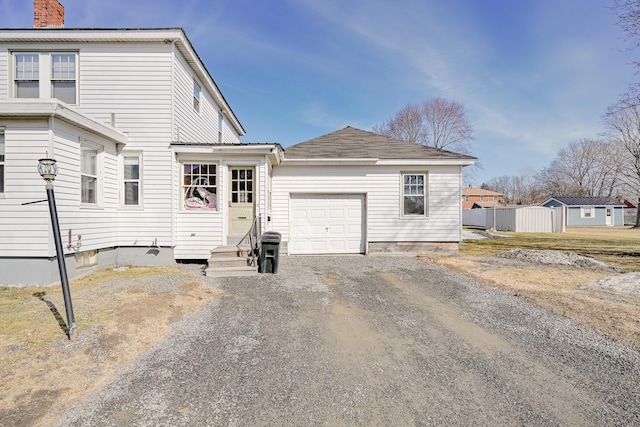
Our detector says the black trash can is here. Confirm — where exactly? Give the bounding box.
[259,231,281,274]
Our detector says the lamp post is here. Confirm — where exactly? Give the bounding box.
[38,158,77,340]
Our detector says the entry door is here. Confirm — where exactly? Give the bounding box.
[606,206,613,226]
[229,167,255,236]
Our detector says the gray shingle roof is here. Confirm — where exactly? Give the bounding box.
[551,197,625,206]
[284,126,477,161]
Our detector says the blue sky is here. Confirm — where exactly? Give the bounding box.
[2,0,635,184]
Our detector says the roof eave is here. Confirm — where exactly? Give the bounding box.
[0,99,128,144]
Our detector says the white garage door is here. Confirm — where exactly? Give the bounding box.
[289,194,365,254]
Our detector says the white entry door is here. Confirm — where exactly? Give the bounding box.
[289,194,365,254]
[606,206,613,226]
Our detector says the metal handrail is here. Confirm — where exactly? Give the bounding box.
[238,215,261,267]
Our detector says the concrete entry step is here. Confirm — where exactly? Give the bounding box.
[206,244,258,277]
[205,265,258,278]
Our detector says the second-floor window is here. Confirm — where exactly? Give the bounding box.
[13,52,77,104]
[51,53,76,104]
[15,53,39,98]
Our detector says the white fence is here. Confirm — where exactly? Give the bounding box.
[463,206,563,233]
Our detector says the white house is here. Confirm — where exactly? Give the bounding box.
[0,3,475,285]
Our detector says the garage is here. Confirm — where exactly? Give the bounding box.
[289,194,365,254]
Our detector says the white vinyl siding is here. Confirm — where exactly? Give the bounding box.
[0,129,4,193]
[0,119,118,258]
[271,164,463,247]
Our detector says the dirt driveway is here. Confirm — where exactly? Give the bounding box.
[50,255,639,426]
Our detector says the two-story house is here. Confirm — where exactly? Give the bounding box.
[0,0,475,284]
[462,186,505,209]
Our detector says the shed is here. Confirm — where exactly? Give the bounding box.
[541,197,625,227]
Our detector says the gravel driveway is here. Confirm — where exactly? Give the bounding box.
[55,255,640,426]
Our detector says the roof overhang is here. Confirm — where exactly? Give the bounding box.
[171,143,284,165]
[0,28,245,136]
[282,158,476,167]
[0,99,128,145]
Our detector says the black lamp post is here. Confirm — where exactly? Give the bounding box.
[38,157,77,340]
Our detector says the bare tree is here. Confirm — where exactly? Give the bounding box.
[604,101,640,226]
[374,96,475,153]
[537,139,623,199]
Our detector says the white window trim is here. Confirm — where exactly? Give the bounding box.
[401,172,428,217]
[181,161,219,211]
[11,51,78,105]
[121,152,142,208]
[580,206,595,218]
[80,140,103,208]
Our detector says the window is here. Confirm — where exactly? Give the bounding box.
[480,195,485,201]
[14,53,39,98]
[494,196,498,201]
[183,163,217,209]
[123,155,141,206]
[0,129,4,193]
[13,52,77,103]
[581,207,594,218]
[51,53,76,104]
[81,145,98,204]
[193,81,201,112]
[402,173,427,216]
[465,195,469,202]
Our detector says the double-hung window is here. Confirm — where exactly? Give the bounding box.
[402,173,427,216]
[0,129,5,194]
[123,155,141,206]
[14,53,40,98]
[81,145,98,204]
[183,163,217,209]
[13,52,77,104]
[51,53,76,104]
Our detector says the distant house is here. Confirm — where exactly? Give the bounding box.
[541,197,625,227]
[462,186,505,209]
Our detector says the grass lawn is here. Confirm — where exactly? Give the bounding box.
[461,226,640,272]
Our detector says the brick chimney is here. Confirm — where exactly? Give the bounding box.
[34,0,65,28]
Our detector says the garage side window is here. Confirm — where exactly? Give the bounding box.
[581,207,594,218]
[183,163,217,209]
[402,173,427,216]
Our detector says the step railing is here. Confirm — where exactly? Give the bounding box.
[238,215,261,267]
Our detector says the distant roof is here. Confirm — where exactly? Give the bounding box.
[462,187,504,196]
[284,126,477,162]
[548,197,625,206]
